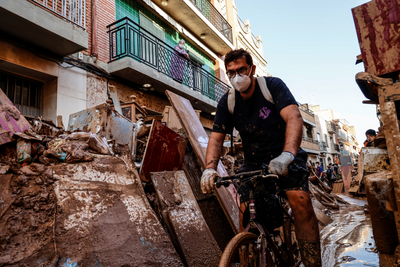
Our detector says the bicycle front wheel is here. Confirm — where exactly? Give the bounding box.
[219,232,273,267]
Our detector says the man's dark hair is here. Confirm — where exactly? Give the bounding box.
[224,48,253,69]
[365,129,376,137]
[316,162,319,164]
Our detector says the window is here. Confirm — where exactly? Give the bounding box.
[305,124,313,139]
[324,134,328,147]
[0,71,43,117]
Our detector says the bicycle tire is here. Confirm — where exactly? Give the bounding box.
[219,232,273,267]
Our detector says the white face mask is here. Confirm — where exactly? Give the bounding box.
[179,43,184,48]
[230,69,252,93]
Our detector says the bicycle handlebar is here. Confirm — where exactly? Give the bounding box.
[215,170,279,189]
[215,161,309,189]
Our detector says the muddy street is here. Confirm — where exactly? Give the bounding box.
[321,195,397,267]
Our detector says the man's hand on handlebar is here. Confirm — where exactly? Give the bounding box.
[201,168,219,194]
[268,151,295,176]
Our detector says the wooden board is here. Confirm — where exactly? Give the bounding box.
[352,1,400,76]
[332,183,344,194]
[140,119,187,182]
[151,171,222,267]
[313,205,333,226]
[166,90,240,233]
[379,87,400,241]
[182,143,235,249]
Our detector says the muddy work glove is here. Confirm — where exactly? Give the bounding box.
[201,168,219,194]
[268,152,295,176]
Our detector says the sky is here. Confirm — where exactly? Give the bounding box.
[235,0,380,144]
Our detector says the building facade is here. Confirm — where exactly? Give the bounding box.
[298,103,320,165]
[0,0,240,129]
[228,2,270,77]
[310,105,360,166]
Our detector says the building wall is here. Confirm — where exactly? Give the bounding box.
[0,39,87,127]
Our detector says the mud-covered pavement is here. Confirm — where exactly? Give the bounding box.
[321,194,398,266]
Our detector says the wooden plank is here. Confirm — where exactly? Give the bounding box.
[182,143,235,250]
[57,115,64,128]
[151,171,222,267]
[140,120,187,182]
[379,86,400,241]
[108,84,123,115]
[182,143,210,201]
[313,205,333,226]
[332,183,344,194]
[166,90,240,233]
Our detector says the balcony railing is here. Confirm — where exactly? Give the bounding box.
[327,121,336,133]
[337,129,347,141]
[340,149,350,156]
[319,141,328,152]
[107,17,230,102]
[31,0,86,29]
[298,103,314,117]
[189,0,233,43]
[302,136,319,144]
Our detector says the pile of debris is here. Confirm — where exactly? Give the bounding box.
[0,88,239,266]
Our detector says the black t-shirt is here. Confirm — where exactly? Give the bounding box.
[213,77,307,167]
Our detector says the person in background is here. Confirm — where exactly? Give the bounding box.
[326,163,335,183]
[364,129,376,147]
[333,163,339,176]
[315,162,323,178]
[170,39,189,82]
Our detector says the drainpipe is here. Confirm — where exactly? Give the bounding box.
[91,0,98,59]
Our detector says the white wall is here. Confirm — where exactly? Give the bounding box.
[56,64,87,128]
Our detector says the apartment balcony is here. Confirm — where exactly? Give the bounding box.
[154,0,234,55]
[327,121,336,133]
[107,18,230,114]
[337,129,347,143]
[334,144,340,153]
[340,149,350,156]
[299,104,316,126]
[0,0,88,56]
[301,136,320,154]
[319,141,328,152]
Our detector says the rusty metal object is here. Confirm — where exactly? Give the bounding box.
[151,171,222,267]
[166,90,240,234]
[139,120,187,182]
[352,1,400,76]
[365,170,398,254]
[68,103,137,156]
[0,88,32,145]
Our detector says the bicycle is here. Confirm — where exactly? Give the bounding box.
[216,163,308,267]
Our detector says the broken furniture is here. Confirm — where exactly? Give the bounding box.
[139,120,187,182]
[68,103,137,156]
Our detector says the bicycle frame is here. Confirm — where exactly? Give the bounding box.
[216,172,302,267]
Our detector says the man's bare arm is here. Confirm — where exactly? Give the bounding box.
[280,104,303,157]
[205,132,226,170]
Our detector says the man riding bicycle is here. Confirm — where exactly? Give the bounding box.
[200,49,321,267]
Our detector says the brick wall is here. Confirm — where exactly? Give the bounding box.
[81,0,115,63]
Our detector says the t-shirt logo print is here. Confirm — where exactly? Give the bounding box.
[259,107,271,119]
